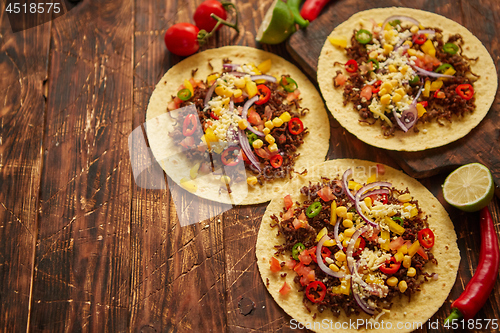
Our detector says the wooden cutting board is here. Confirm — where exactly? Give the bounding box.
[287,0,500,189]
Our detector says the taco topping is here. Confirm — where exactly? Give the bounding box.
[331,16,479,136]
[167,59,308,187]
[269,169,438,317]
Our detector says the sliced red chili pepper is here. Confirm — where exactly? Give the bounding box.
[270,154,283,168]
[255,84,271,105]
[418,228,435,249]
[433,89,446,99]
[371,80,382,94]
[353,237,366,256]
[308,246,331,264]
[288,117,304,135]
[412,33,427,45]
[210,111,219,120]
[305,281,327,303]
[220,146,241,166]
[345,59,358,73]
[418,101,428,108]
[379,257,401,275]
[182,114,198,136]
[456,84,474,100]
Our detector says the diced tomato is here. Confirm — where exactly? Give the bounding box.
[416,246,428,260]
[317,186,335,201]
[423,54,441,68]
[298,211,307,221]
[247,107,262,125]
[285,259,296,270]
[278,134,286,144]
[233,96,245,103]
[286,89,301,102]
[293,218,306,229]
[284,194,293,210]
[335,73,347,87]
[389,237,405,251]
[283,207,294,220]
[360,85,373,100]
[279,281,291,295]
[308,246,331,264]
[254,147,273,159]
[179,136,195,148]
[298,250,312,265]
[370,193,388,204]
[293,262,310,276]
[270,257,281,272]
[363,228,380,242]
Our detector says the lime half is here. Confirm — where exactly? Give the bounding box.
[443,163,495,212]
[256,0,296,44]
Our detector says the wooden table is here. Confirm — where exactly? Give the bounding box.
[0,0,499,332]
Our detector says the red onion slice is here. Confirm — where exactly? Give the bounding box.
[412,65,455,78]
[360,188,390,201]
[394,82,423,132]
[204,84,217,108]
[223,64,240,71]
[352,284,376,315]
[250,74,277,83]
[354,182,392,227]
[241,95,264,137]
[417,29,435,36]
[226,71,246,77]
[317,235,346,278]
[393,108,410,133]
[342,169,356,203]
[334,216,344,252]
[381,15,420,32]
[238,128,261,172]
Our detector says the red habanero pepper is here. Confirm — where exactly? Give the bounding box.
[412,33,427,45]
[305,280,327,303]
[345,59,358,73]
[371,80,382,94]
[270,154,283,168]
[288,117,304,135]
[456,84,474,100]
[255,85,271,105]
[445,207,500,323]
[300,0,332,22]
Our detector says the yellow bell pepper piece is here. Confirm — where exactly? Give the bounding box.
[328,36,348,48]
[385,216,405,235]
[184,79,194,96]
[380,230,390,251]
[408,240,420,257]
[421,39,436,56]
[416,103,427,117]
[245,81,258,98]
[257,59,272,73]
[423,80,431,98]
[330,201,337,225]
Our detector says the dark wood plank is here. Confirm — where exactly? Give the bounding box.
[287,0,500,187]
[0,2,51,331]
[28,1,133,331]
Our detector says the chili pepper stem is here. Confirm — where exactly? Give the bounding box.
[444,308,463,325]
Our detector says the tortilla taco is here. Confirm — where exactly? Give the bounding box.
[146,46,330,205]
[256,159,460,332]
[317,7,497,151]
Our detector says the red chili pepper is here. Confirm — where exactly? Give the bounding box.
[210,111,219,120]
[305,280,327,303]
[270,154,283,168]
[255,85,271,105]
[433,89,445,99]
[182,114,198,136]
[288,117,304,135]
[379,257,401,275]
[345,59,358,73]
[418,101,428,108]
[445,207,499,323]
[371,80,382,94]
[418,228,435,249]
[412,33,427,45]
[456,84,474,100]
[220,146,240,166]
[300,0,332,22]
[308,246,331,264]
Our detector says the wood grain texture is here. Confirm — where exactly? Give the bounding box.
[287,0,500,187]
[0,1,50,331]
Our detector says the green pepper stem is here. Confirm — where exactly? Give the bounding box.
[444,308,463,326]
[287,0,309,28]
[198,2,239,46]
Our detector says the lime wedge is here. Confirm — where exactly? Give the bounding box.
[256,0,297,44]
[442,163,495,212]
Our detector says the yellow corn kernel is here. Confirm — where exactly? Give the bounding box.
[398,244,408,255]
[207,73,220,85]
[233,88,243,98]
[392,93,402,103]
[369,50,378,59]
[245,81,258,98]
[263,127,270,135]
[316,227,329,242]
[344,228,356,238]
[330,201,337,225]
[398,193,412,202]
[268,143,278,153]
[400,65,409,75]
[340,279,350,295]
[252,139,263,149]
[220,175,231,184]
[407,267,416,277]
[343,219,353,228]
[324,239,336,247]
[387,276,398,287]
[336,206,347,218]
[408,240,420,257]
[272,117,284,127]
[394,252,404,262]
[364,197,372,208]
[234,78,246,89]
[407,48,417,56]
[383,44,394,55]
[381,82,393,91]
[403,255,412,268]
[205,128,217,142]
[236,118,248,130]
[335,251,346,262]
[279,111,291,123]
[410,25,419,34]
[394,88,405,96]
[365,274,376,284]
[338,233,344,242]
[380,230,390,251]
[430,80,444,91]
[328,36,348,48]
[403,41,413,48]
[388,64,397,73]
[329,263,340,272]
[346,212,353,221]
[378,88,387,97]
[410,207,419,217]
[331,285,341,294]
[257,59,272,73]
[180,178,197,193]
[264,120,274,130]
[416,103,427,117]
[342,239,350,248]
[246,176,258,186]
[265,134,275,144]
[398,280,408,293]
[367,174,377,184]
[380,94,391,105]
[215,85,225,96]
[423,80,431,97]
[421,39,436,56]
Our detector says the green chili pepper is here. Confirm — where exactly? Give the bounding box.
[177,88,192,101]
[392,216,404,226]
[292,242,306,260]
[389,19,401,27]
[355,29,373,44]
[435,63,454,74]
[443,43,459,55]
[306,202,322,218]
[409,75,420,85]
[246,132,258,145]
[367,58,380,70]
[287,0,309,28]
[280,76,298,92]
